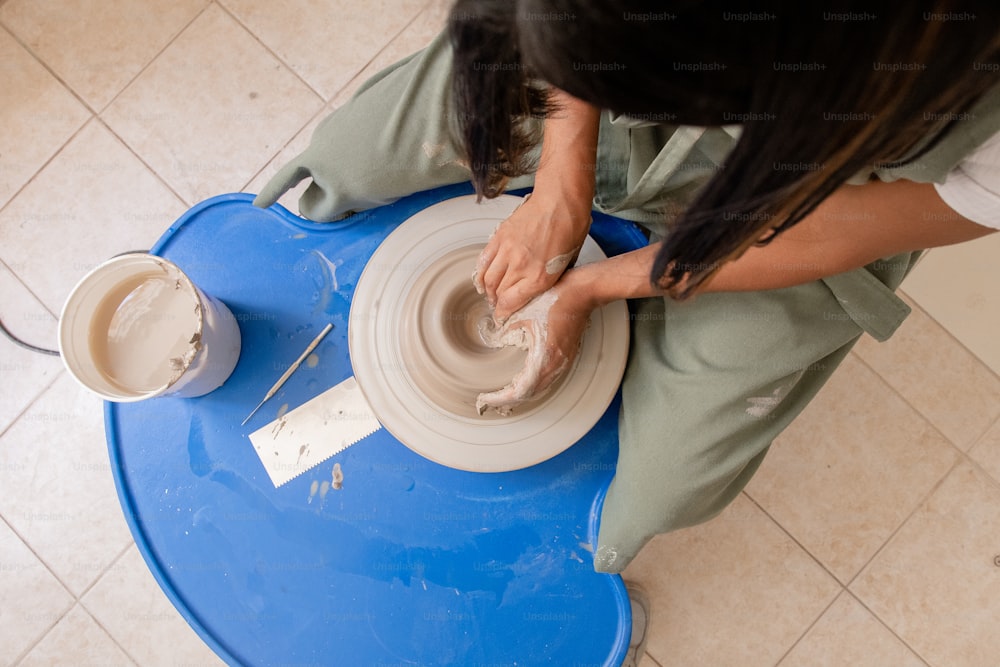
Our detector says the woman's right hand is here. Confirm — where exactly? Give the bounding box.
[473,87,602,323]
[473,190,592,323]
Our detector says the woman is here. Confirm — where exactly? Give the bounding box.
[256,0,1000,575]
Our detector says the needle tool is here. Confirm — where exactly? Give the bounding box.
[241,322,334,426]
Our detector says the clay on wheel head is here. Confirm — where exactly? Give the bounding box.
[347,194,629,472]
[399,244,547,418]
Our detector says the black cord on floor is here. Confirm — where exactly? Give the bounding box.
[0,316,59,356]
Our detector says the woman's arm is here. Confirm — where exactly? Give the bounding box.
[568,178,997,308]
[475,179,995,413]
[475,89,601,322]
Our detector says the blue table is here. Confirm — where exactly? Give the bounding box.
[105,183,647,666]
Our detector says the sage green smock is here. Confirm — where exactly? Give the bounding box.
[255,32,1000,574]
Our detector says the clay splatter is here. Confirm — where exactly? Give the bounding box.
[310,251,342,314]
[332,463,344,491]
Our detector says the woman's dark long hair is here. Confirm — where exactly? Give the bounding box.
[448,0,554,198]
[448,0,1000,297]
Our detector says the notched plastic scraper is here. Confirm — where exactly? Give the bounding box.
[248,376,381,487]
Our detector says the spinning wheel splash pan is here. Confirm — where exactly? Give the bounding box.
[348,195,629,472]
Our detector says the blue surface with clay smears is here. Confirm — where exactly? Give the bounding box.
[104,183,648,666]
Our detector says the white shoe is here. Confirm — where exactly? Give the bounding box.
[622,583,650,667]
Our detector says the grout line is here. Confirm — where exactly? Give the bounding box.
[0,25,94,221]
[93,2,216,210]
[0,257,61,323]
[0,22,93,112]
[0,514,75,666]
[740,490,846,587]
[737,492,849,664]
[214,0,327,102]
[213,0,332,194]
[0,113,92,222]
[771,590,846,666]
[965,406,1000,454]
[95,0,213,116]
[77,542,145,667]
[9,604,75,666]
[849,347,981,457]
[231,0,433,194]
[323,1,433,104]
[0,5,202,234]
[845,590,934,667]
[1,3,210,219]
[753,455,948,667]
[76,539,135,601]
[841,457,961,592]
[91,113,192,209]
[108,0,329,204]
[0,369,64,441]
[640,650,666,667]
[897,288,1000,384]
[238,102,330,197]
[957,447,1000,495]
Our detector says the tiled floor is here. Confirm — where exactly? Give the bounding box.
[1,2,999,666]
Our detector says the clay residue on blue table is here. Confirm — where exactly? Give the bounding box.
[310,250,349,316]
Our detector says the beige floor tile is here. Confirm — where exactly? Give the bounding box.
[777,592,925,667]
[0,0,208,111]
[328,0,449,106]
[103,4,323,205]
[622,494,841,667]
[851,461,1000,667]
[220,0,427,100]
[853,295,1000,450]
[0,118,187,314]
[0,262,62,435]
[0,27,90,210]
[83,545,226,667]
[901,236,1000,375]
[968,417,1000,486]
[0,373,134,596]
[746,354,957,583]
[243,104,328,217]
[247,1,450,217]
[638,654,662,667]
[19,603,136,667]
[0,517,74,664]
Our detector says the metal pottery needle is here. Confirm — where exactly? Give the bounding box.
[241,323,333,426]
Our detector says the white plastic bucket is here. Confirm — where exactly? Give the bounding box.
[59,253,241,401]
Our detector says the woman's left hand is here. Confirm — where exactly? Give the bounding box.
[475,275,595,415]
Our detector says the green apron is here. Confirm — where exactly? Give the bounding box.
[254,31,1000,574]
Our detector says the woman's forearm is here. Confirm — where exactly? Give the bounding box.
[705,179,994,293]
[531,88,601,210]
[569,179,996,307]
[476,88,603,321]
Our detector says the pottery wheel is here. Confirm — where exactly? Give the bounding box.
[349,195,630,472]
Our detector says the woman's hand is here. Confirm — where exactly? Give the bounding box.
[474,191,591,323]
[473,87,601,324]
[475,275,596,416]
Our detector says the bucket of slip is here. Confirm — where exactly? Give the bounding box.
[59,253,241,401]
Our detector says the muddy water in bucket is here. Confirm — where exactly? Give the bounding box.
[60,254,241,401]
[90,271,200,392]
